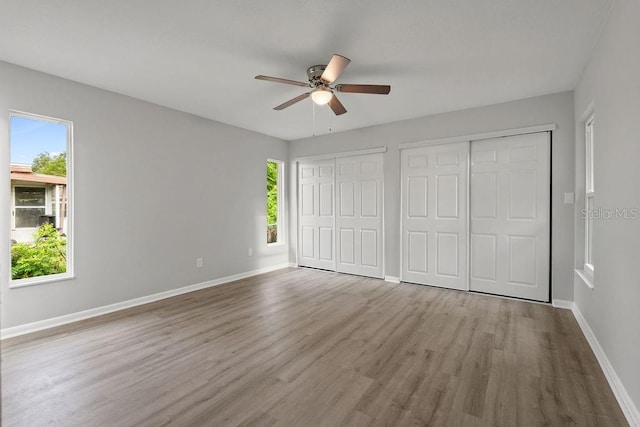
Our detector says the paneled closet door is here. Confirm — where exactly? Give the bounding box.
[469,132,550,302]
[297,160,336,271]
[401,142,469,290]
[335,153,384,278]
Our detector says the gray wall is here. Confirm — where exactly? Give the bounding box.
[289,91,576,301]
[573,0,640,411]
[0,62,289,329]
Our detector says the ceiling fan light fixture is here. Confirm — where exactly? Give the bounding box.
[311,88,333,105]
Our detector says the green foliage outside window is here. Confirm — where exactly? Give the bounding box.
[32,152,67,177]
[267,161,279,243]
[11,223,67,280]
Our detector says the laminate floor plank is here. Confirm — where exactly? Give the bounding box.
[1,268,629,426]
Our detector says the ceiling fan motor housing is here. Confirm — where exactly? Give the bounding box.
[307,65,328,86]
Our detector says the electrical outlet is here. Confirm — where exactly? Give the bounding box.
[248,248,253,257]
[196,257,203,268]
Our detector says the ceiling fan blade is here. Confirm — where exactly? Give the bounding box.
[328,94,347,116]
[255,75,310,87]
[274,92,311,110]
[335,84,391,95]
[321,54,351,84]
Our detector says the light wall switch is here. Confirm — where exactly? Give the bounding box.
[196,257,203,268]
[248,248,253,257]
[564,192,575,204]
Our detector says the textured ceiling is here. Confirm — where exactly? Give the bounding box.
[0,0,612,140]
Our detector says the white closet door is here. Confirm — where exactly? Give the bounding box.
[335,153,384,278]
[469,132,550,301]
[401,142,469,290]
[297,160,335,271]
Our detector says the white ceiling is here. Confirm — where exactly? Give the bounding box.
[0,0,612,141]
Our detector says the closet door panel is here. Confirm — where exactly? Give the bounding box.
[298,160,335,271]
[335,154,384,278]
[469,132,550,302]
[401,142,469,290]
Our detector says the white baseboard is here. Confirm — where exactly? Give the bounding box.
[552,299,574,310]
[0,263,291,340]
[288,262,298,268]
[384,276,400,283]
[572,304,640,426]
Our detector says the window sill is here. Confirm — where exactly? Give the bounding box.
[9,273,74,289]
[267,242,286,248]
[575,269,594,289]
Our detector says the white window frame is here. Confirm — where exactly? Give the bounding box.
[584,113,595,281]
[9,110,74,288]
[267,159,284,246]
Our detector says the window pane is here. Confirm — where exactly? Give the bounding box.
[267,161,280,244]
[586,117,595,193]
[586,197,594,266]
[15,187,45,207]
[584,114,595,275]
[15,208,46,228]
[10,113,72,282]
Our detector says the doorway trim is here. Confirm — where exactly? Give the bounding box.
[294,146,387,162]
[398,124,556,150]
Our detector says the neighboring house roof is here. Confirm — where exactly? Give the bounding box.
[10,164,67,185]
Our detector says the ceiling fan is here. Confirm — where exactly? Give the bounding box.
[255,54,391,116]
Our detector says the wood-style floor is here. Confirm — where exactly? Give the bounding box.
[1,268,627,426]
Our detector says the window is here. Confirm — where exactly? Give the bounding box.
[9,112,73,285]
[14,187,46,228]
[267,159,283,244]
[584,114,595,280]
